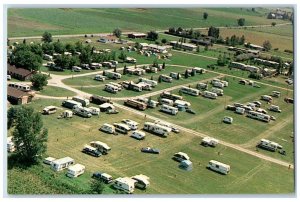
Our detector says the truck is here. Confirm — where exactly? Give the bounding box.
[124,99,147,111]
[257,139,282,152]
[202,91,217,99]
[72,96,90,107]
[160,104,178,115]
[207,160,230,175]
[143,122,172,137]
[62,100,82,109]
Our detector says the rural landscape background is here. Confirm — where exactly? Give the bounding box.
[6,7,294,195]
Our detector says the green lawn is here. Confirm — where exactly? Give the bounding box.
[37,86,76,97]
[8,98,294,194]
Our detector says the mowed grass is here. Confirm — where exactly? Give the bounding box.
[8,8,288,37]
[37,86,76,97]
[8,98,294,194]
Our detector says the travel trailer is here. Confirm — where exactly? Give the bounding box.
[143,122,172,137]
[136,97,159,108]
[207,160,230,175]
[160,74,173,83]
[160,104,178,115]
[51,157,75,171]
[66,164,85,178]
[108,82,123,91]
[271,91,281,98]
[122,119,139,130]
[261,95,273,102]
[105,84,119,94]
[174,100,191,108]
[113,177,137,194]
[201,137,219,147]
[105,71,122,80]
[72,96,90,107]
[202,91,217,99]
[100,123,115,134]
[124,99,147,111]
[196,82,208,90]
[130,130,146,140]
[160,98,174,106]
[62,100,82,109]
[90,141,111,154]
[131,174,150,190]
[8,83,31,92]
[72,106,92,118]
[269,105,281,113]
[257,139,282,152]
[113,123,131,134]
[211,88,224,96]
[139,78,158,87]
[88,107,100,115]
[173,152,190,162]
[247,111,271,122]
[94,74,106,81]
[180,86,200,96]
[42,106,57,115]
[160,92,183,101]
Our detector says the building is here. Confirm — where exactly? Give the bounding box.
[7,86,34,105]
[169,41,197,51]
[128,33,147,39]
[190,38,212,46]
[7,64,35,81]
[98,35,118,43]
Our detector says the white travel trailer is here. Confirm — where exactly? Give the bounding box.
[90,63,102,69]
[66,164,85,178]
[257,139,282,151]
[139,78,158,87]
[51,157,75,171]
[174,100,191,108]
[207,160,230,175]
[113,123,131,134]
[160,104,178,115]
[180,86,200,96]
[62,100,82,109]
[160,74,173,83]
[72,106,92,118]
[72,96,90,107]
[235,107,245,115]
[105,84,119,94]
[143,122,172,137]
[192,67,206,73]
[108,82,122,91]
[160,98,174,106]
[8,83,31,92]
[113,177,137,194]
[212,81,224,88]
[7,136,15,152]
[90,141,111,154]
[122,119,139,130]
[196,82,208,90]
[42,106,57,115]
[201,137,219,147]
[211,88,224,96]
[131,174,150,189]
[247,111,271,122]
[261,95,273,102]
[100,123,115,134]
[105,71,122,80]
[203,91,217,99]
[88,106,100,115]
[131,130,146,140]
[271,91,281,98]
[94,74,106,81]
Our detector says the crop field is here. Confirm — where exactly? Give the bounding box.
[8,8,287,37]
[7,98,294,194]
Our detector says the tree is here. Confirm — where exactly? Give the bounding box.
[7,39,10,46]
[114,66,117,72]
[23,39,26,44]
[169,27,176,33]
[208,26,220,39]
[203,12,208,20]
[79,48,92,64]
[237,18,245,26]
[184,70,189,78]
[42,42,55,55]
[69,56,80,68]
[113,28,122,38]
[30,44,43,57]
[204,45,208,51]
[10,106,48,164]
[196,45,200,53]
[263,40,272,51]
[118,51,127,61]
[31,73,48,90]
[123,65,127,75]
[288,62,294,76]
[162,62,165,69]
[65,43,76,54]
[42,32,53,43]
[12,50,42,71]
[147,31,159,41]
[191,69,195,76]
[53,41,65,54]
[158,75,162,83]
[161,38,167,44]
[271,22,276,26]
[89,179,105,194]
[7,107,19,129]
[54,54,70,69]
[239,35,246,45]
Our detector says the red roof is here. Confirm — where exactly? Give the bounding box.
[7,64,35,77]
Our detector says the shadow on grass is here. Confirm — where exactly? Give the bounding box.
[7,154,39,170]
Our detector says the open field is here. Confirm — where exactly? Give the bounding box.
[8,8,288,37]
[37,86,76,97]
[8,98,294,194]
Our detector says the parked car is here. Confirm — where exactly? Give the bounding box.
[106,109,119,114]
[92,172,113,184]
[284,97,294,104]
[223,116,233,124]
[141,147,160,154]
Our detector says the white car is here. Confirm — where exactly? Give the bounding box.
[122,119,139,130]
[130,130,146,140]
[223,116,233,124]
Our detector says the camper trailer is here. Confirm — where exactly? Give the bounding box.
[90,141,111,154]
[43,157,56,165]
[108,82,122,91]
[73,106,92,118]
[211,79,225,88]
[211,88,224,96]
[105,84,119,94]
[269,105,281,113]
[105,71,122,80]
[257,139,282,152]
[72,96,90,107]
[143,122,172,137]
[202,91,217,99]
[42,106,57,115]
[82,145,102,157]
[113,177,137,194]
[196,82,208,90]
[100,123,115,134]
[114,123,131,134]
[247,111,271,122]
[170,72,180,79]
[139,78,158,87]
[207,160,230,175]
[131,174,150,190]
[66,164,85,178]
[94,74,106,81]
[8,83,31,92]
[271,91,281,98]
[160,92,183,101]
[62,100,82,109]
[124,99,147,111]
[160,104,178,115]
[160,98,174,106]
[160,74,173,83]
[88,107,100,115]
[61,110,73,118]
[90,95,112,105]
[92,172,113,184]
[261,95,273,102]
[173,152,190,162]
[180,86,200,96]
[90,63,102,69]
[51,157,75,171]
[122,119,139,130]
[174,100,191,108]
[136,97,158,108]
[201,137,219,147]
[130,130,146,140]
[235,107,245,115]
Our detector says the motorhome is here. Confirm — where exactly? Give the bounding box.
[105,71,122,80]
[51,157,75,171]
[160,92,183,101]
[137,82,152,91]
[42,106,57,115]
[114,123,131,134]
[105,84,119,94]
[196,82,208,90]
[88,106,100,115]
[66,164,85,178]
[211,88,224,96]
[130,130,146,140]
[180,86,200,96]
[211,79,225,88]
[131,174,150,190]
[201,137,219,147]
[143,122,172,137]
[102,61,114,68]
[113,177,137,194]
[173,152,190,162]
[72,96,90,107]
[72,106,92,118]
[94,74,106,81]
[202,91,217,99]
[261,95,273,102]
[207,160,230,175]
[160,74,173,83]
[247,111,271,122]
[82,145,101,157]
[90,63,102,69]
[124,99,147,111]
[160,104,178,115]
[192,67,206,74]
[100,123,115,134]
[8,83,31,92]
[90,141,111,154]
[174,100,191,108]
[90,95,112,105]
[160,98,174,106]
[257,139,282,152]
[122,119,139,130]
[125,57,137,63]
[62,100,82,109]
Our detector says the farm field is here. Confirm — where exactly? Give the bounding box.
[8,8,287,37]
[7,98,294,194]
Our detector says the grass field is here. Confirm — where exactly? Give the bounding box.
[7,98,294,194]
[8,8,288,37]
[37,86,76,97]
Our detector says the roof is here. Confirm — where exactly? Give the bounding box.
[7,65,34,77]
[129,33,147,37]
[209,160,230,168]
[52,157,74,165]
[68,163,85,171]
[180,160,193,166]
[91,141,111,150]
[7,87,29,98]
[44,157,56,162]
[176,152,190,160]
[115,177,137,186]
[132,174,150,185]
[99,103,114,109]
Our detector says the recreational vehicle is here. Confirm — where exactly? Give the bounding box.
[43,157,56,165]
[192,67,206,74]
[105,71,122,80]
[42,106,57,115]
[173,152,190,162]
[211,88,224,96]
[82,145,101,157]
[72,106,92,118]
[105,84,119,94]
[92,172,113,184]
[160,98,174,106]
[66,164,85,178]
[124,99,147,111]
[130,130,146,140]
[202,91,217,99]
[271,91,281,98]
[160,74,173,83]
[90,141,111,154]
[143,122,172,137]
[113,177,137,194]
[90,63,102,69]
[72,96,90,107]
[160,104,178,115]
[196,82,208,90]
[269,105,281,113]
[122,119,139,130]
[8,83,31,92]
[139,78,158,87]
[201,137,219,147]
[131,174,150,190]
[51,157,75,171]
[90,95,112,105]
[88,107,100,115]
[247,111,271,122]
[160,92,183,101]
[235,107,245,115]
[223,116,233,124]
[174,100,191,108]
[94,74,106,81]
[62,100,82,109]
[114,123,131,134]
[257,139,283,152]
[180,86,200,96]
[261,95,273,102]
[207,160,230,175]
[137,82,152,91]
[100,123,115,134]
